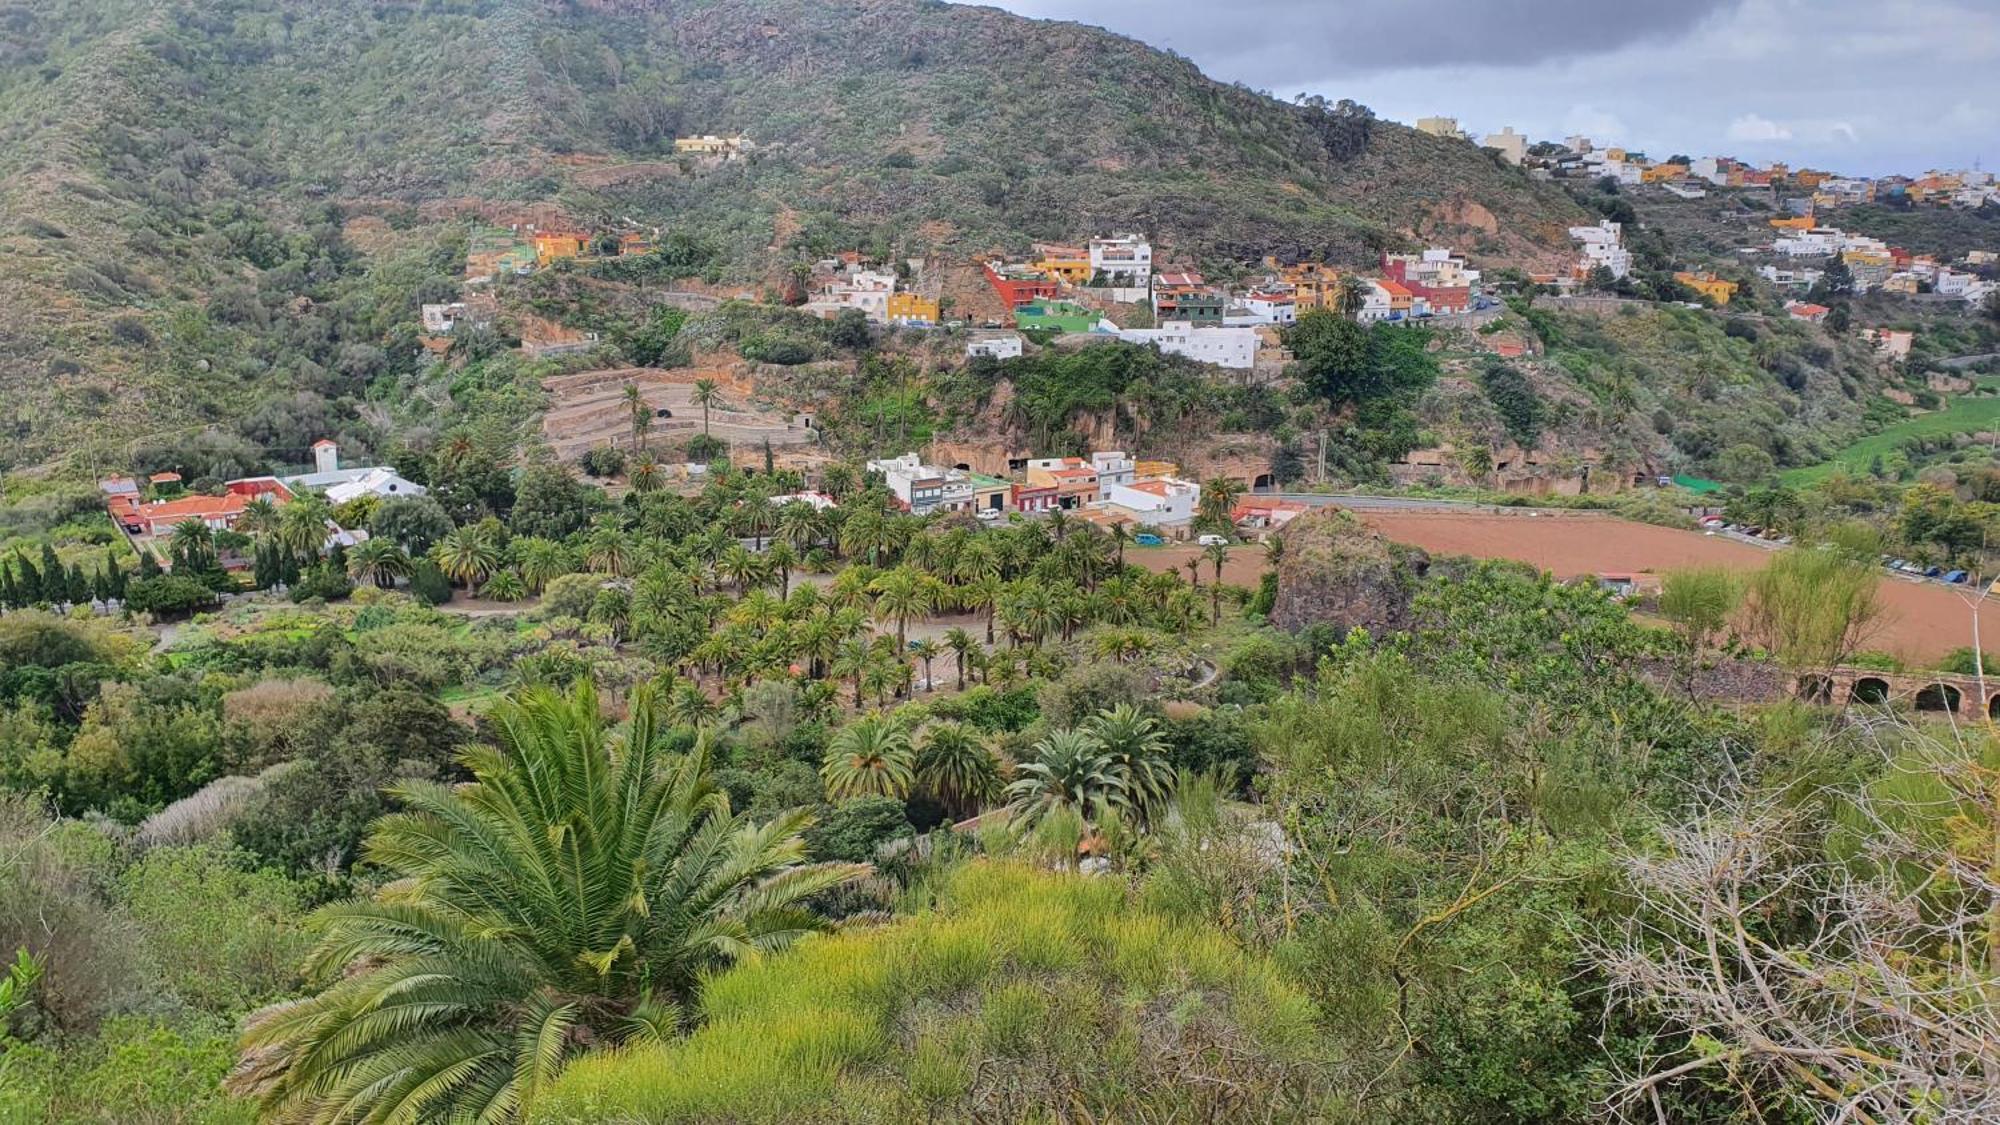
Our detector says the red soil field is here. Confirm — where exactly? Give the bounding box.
[1136,510,1976,665]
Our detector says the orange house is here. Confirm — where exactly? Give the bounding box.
[1769,215,1815,231]
[533,232,587,267]
[886,292,941,325]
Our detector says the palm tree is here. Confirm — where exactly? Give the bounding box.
[909,637,941,692]
[237,496,282,541]
[277,496,333,562]
[432,526,499,589]
[1204,540,1230,586]
[630,453,663,494]
[964,572,1004,646]
[666,680,721,729]
[584,527,633,576]
[1263,534,1287,574]
[778,501,822,553]
[625,382,651,451]
[1083,704,1174,815]
[820,713,915,800]
[1182,556,1202,589]
[1197,477,1246,529]
[513,538,574,594]
[943,627,976,690]
[1109,522,1130,570]
[832,634,873,710]
[1335,273,1370,320]
[1005,728,1129,830]
[168,518,215,562]
[718,544,761,593]
[915,722,1000,818]
[480,568,527,602]
[870,566,935,650]
[345,537,410,589]
[765,540,796,598]
[692,378,722,436]
[231,682,865,1124]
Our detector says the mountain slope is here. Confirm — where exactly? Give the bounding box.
[0,0,1587,470]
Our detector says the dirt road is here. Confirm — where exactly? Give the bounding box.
[1133,510,1975,665]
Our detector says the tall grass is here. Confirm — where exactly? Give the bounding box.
[531,860,1334,1123]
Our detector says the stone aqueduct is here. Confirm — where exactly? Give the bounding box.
[1799,668,2000,720]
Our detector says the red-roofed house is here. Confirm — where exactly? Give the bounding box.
[1232,497,1309,531]
[1785,301,1831,323]
[1025,457,1099,509]
[149,471,183,486]
[133,478,293,536]
[1104,477,1198,525]
[982,261,1060,308]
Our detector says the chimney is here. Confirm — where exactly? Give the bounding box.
[313,439,339,474]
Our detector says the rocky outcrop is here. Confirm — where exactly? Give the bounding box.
[1269,509,1429,636]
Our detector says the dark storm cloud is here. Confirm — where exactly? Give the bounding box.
[993,0,1744,78]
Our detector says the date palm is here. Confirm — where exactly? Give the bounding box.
[909,637,941,692]
[1084,704,1175,814]
[820,713,915,800]
[943,626,976,690]
[277,495,333,562]
[584,527,633,576]
[963,572,1004,646]
[1203,540,1230,586]
[869,566,935,650]
[1197,477,1245,529]
[630,453,663,494]
[915,721,1000,818]
[237,496,282,541]
[1005,728,1130,830]
[777,501,822,553]
[692,378,721,436]
[513,537,574,594]
[432,526,499,589]
[231,682,865,1124]
[344,537,410,589]
[1335,273,1370,319]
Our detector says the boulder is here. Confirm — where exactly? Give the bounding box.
[1269,508,1429,636]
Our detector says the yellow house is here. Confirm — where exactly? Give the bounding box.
[1674,271,1738,306]
[1642,163,1688,183]
[532,232,587,267]
[1843,250,1892,269]
[1769,215,1815,231]
[674,134,751,156]
[1604,147,1628,163]
[886,292,941,325]
[1273,261,1344,311]
[1881,274,1920,295]
[1031,245,1090,285]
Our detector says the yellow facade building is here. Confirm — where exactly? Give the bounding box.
[1674,271,1739,306]
[886,292,941,325]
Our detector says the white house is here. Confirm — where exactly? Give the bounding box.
[1569,220,1631,279]
[421,303,466,334]
[804,268,897,323]
[1774,230,1841,257]
[966,333,1023,360]
[1758,265,1823,290]
[325,467,427,505]
[768,491,838,511]
[283,440,427,502]
[1236,291,1298,325]
[1090,451,1136,488]
[865,453,974,516]
[1087,234,1153,293]
[1104,478,1199,526]
[1108,322,1258,369]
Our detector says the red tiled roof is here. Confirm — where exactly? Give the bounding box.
[1378,280,1413,298]
[1048,468,1096,480]
[149,471,182,483]
[140,492,254,526]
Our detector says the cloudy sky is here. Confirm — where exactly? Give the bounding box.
[981,0,2000,176]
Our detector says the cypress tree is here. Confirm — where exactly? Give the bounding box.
[15,551,41,602]
[0,563,16,610]
[67,564,89,605]
[138,550,161,579]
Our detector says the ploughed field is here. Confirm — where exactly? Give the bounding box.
[1134,510,1973,665]
[540,367,815,462]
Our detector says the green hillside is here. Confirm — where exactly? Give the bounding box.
[0,0,1588,471]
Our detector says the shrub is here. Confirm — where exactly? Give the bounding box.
[408,559,452,606]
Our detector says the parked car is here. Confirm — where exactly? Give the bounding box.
[1196,533,1230,547]
[1133,533,1164,547]
[1924,566,1944,578]
[1943,570,1969,584]
[975,508,1001,522]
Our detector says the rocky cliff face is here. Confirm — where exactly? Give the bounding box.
[1269,509,1429,636]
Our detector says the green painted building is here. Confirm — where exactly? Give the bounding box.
[1014,299,1102,335]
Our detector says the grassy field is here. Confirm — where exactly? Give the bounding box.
[1783,387,2000,485]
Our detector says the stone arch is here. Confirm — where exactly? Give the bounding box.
[1989,694,2000,721]
[1796,674,1833,705]
[954,462,971,472]
[1252,472,1275,492]
[1849,677,1890,706]
[1915,683,1962,714]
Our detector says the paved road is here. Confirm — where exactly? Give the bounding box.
[1253,490,1542,513]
